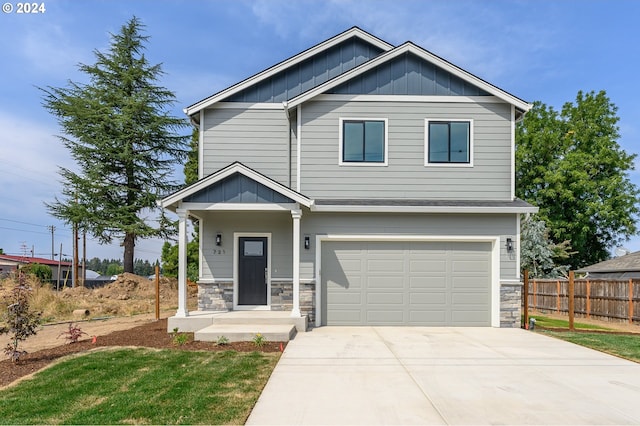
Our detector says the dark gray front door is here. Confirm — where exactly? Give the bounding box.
[238,237,268,305]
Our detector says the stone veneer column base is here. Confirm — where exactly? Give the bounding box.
[271,281,316,325]
[500,282,522,328]
[198,281,233,311]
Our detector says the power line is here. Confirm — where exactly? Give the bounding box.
[0,218,47,228]
[0,225,50,235]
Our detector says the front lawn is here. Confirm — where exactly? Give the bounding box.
[0,348,279,425]
[526,314,612,330]
[541,331,640,363]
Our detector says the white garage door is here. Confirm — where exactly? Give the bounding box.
[321,241,491,326]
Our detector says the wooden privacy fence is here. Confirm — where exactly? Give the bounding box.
[523,274,640,324]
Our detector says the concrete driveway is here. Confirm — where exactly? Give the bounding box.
[247,327,640,425]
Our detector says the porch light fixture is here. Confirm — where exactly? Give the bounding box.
[304,236,310,250]
[216,233,222,246]
[506,237,513,253]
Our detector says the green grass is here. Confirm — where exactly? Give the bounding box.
[542,331,640,363]
[526,314,612,330]
[0,348,279,425]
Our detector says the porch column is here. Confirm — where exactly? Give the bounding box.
[176,208,189,318]
[291,209,302,317]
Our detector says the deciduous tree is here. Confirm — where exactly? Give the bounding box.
[42,17,189,273]
[516,90,639,268]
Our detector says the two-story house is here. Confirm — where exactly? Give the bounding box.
[161,27,537,332]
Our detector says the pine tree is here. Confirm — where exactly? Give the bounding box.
[41,17,189,272]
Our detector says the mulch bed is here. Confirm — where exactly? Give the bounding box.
[0,318,286,388]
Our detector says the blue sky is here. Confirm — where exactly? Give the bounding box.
[1,0,639,264]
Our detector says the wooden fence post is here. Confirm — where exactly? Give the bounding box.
[155,264,160,321]
[568,271,575,331]
[586,279,591,319]
[629,279,634,325]
[556,280,561,313]
[523,270,529,328]
[533,279,537,310]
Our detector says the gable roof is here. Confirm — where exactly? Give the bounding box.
[0,254,72,267]
[160,162,313,211]
[185,27,393,118]
[577,251,640,274]
[287,42,530,113]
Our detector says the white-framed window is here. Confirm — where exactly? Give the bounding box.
[339,118,388,166]
[425,119,473,167]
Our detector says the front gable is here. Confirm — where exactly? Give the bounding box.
[328,51,490,97]
[184,172,296,204]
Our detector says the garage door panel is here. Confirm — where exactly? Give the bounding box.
[367,292,403,304]
[327,292,362,304]
[368,277,404,289]
[367,310,404,323]
[410,259,446,273]
[323,241,491,326]
[410,292,447,305]
[409,276,447,289]
[410,310,447,323]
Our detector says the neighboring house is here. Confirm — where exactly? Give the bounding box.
[0,254,75,285]
[576,252,640,279]
[161,27,537,329]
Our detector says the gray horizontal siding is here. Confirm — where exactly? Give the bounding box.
[202,108,290,185]
[300,100,512,200]
[200,211,293,280]
[299,212,518,281]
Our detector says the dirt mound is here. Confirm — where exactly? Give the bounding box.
[1,273,197,322]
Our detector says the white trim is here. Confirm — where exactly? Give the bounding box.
[425,119,474,167]
[185,28,393,116]
[338,117,389,167]
[176,209,189,318]
[213,102,285,110]
[197,278,233,284]
[296,105,302,192]
[198,110,204,180]
[233,232,272,311]
[516,213,521,276]
[314,234,501,328]
[510,105,516,200]
[310,204,539,214]
[198,216,204,279]
[181,202,299,212]
[316,94,506,104]
[161,162,313,209]
[287,43,531,112]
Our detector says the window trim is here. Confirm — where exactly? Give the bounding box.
[338,117,389,167]
[424,119,474,167]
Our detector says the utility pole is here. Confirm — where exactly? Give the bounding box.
[47,225,56,260]
[73,222,79,288]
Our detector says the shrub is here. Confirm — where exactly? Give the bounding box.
[58,322,87,343]
[252,333,265,348]
[0,272,42,362]
[21,263,52,282]
[216,335,229,346]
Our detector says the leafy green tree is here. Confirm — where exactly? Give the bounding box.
[516,90,639,268]
[22,263,52,282]
[41,17,189,273]
[106,263,124,277]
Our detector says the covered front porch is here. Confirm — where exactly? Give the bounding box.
[160,163,313,338]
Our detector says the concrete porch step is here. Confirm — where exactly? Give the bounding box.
[194,323,297,343]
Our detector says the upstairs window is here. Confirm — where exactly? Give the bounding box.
[426,120,473,166]
[340,119,387,165]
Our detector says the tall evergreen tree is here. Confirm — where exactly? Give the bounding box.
[516,90,639,268]
[41,17,189,273]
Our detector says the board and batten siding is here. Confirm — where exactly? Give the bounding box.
[299,99,512,200]
[202,107,290,186]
